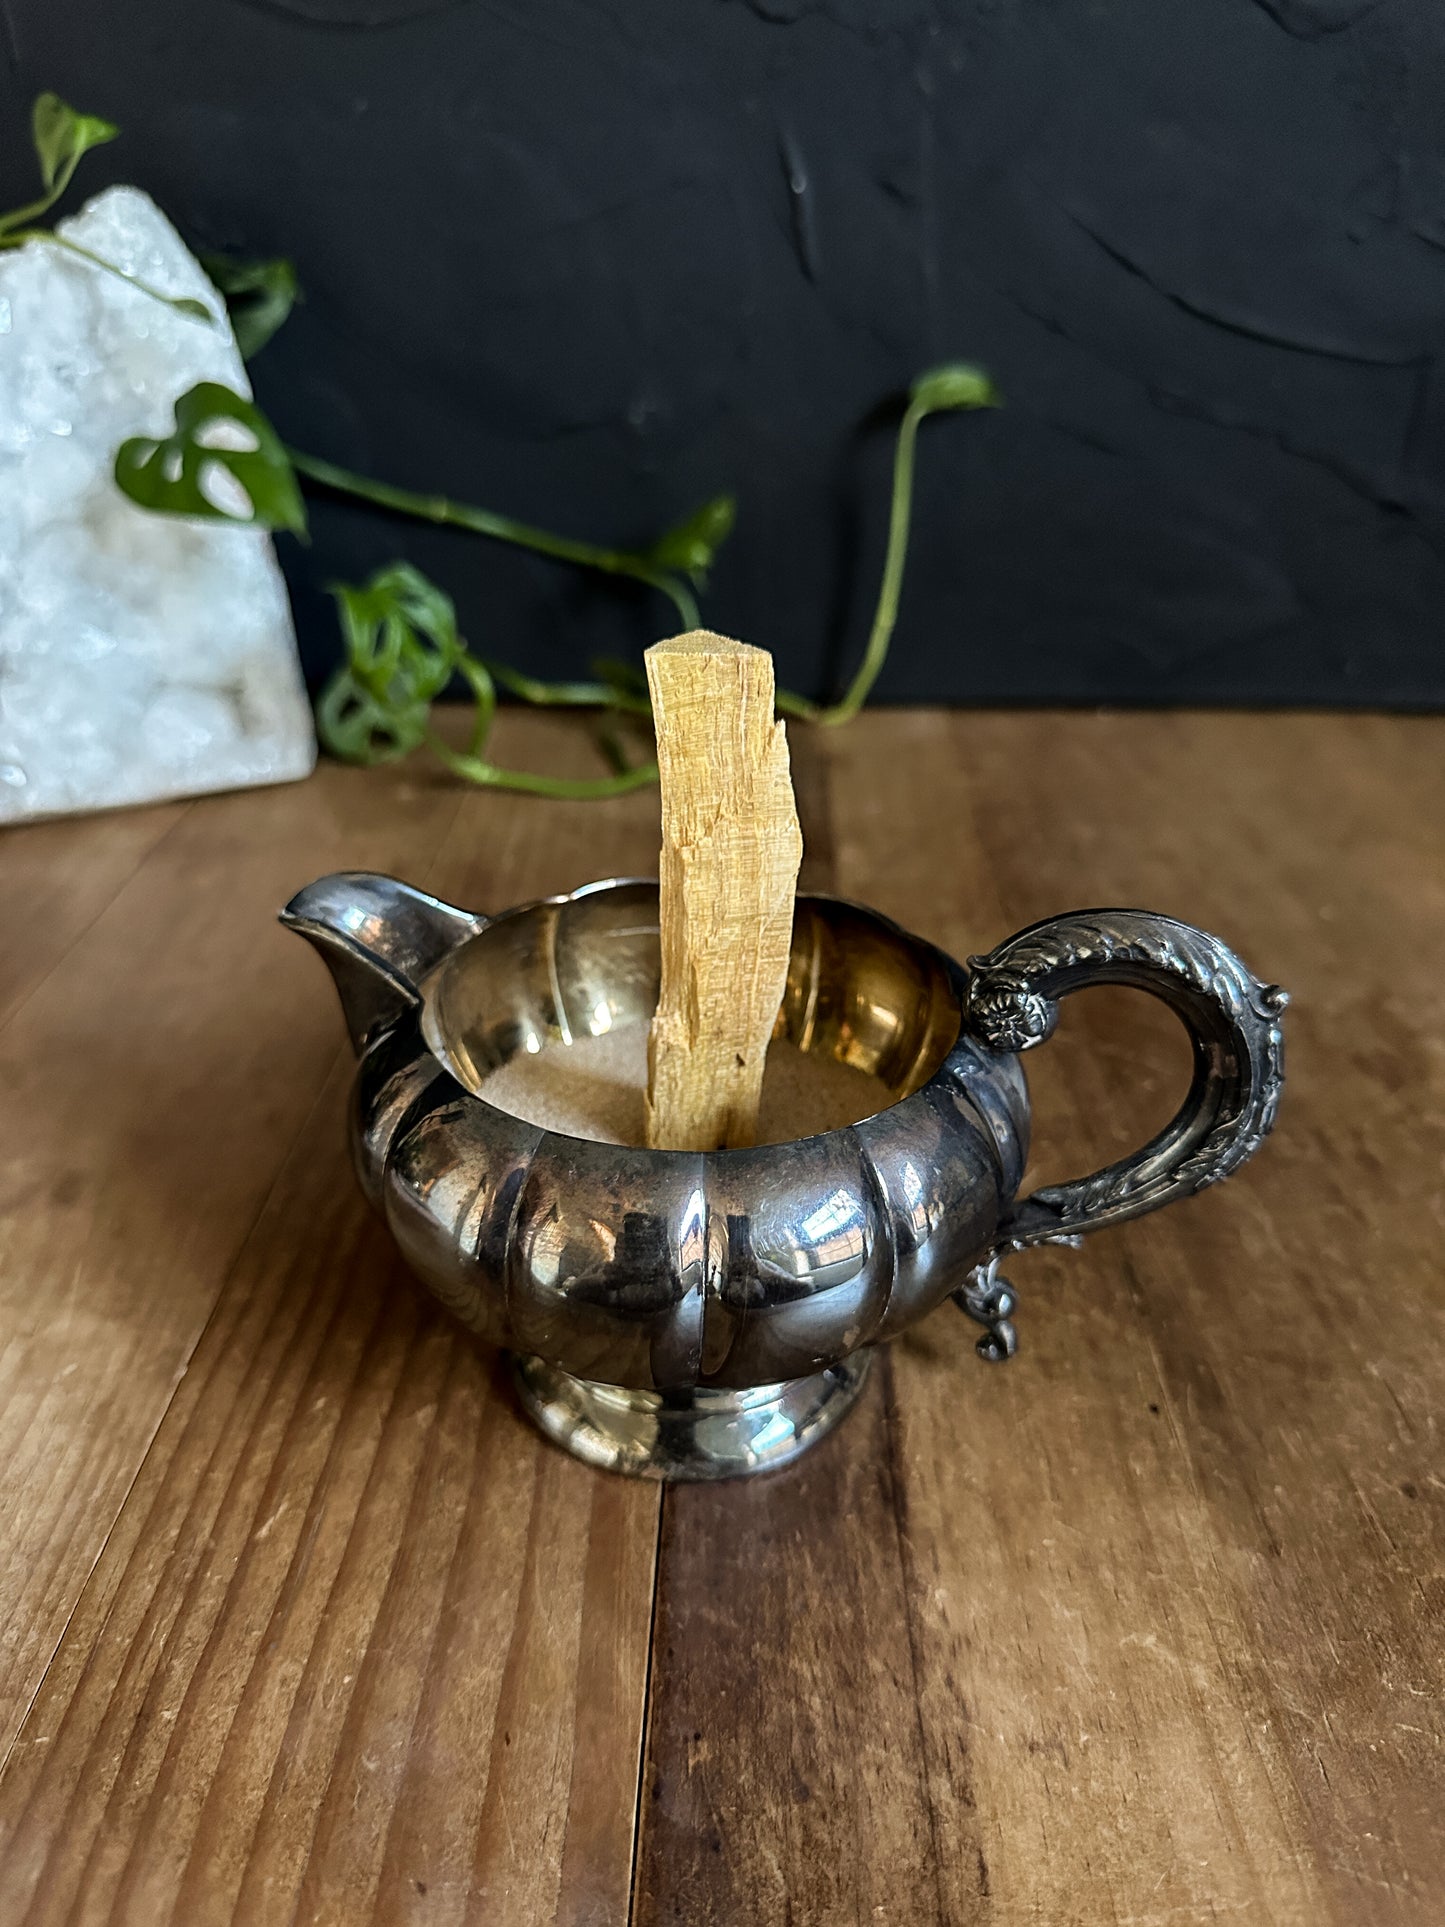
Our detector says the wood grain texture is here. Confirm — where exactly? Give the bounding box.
[634,727,956,1926]
[635,712,1445,1927]
[930,712,1445,1926]
[0,800,185,1029]
[0,716,662,1926]
[0,763,468,1759]
[644,633,802,1151]
[0,710,1441,1926]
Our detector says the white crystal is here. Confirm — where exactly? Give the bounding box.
[0,185,315,822]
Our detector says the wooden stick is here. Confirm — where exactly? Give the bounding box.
[644,631,803,1152]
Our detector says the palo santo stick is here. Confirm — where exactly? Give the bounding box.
[644,630,804,1151]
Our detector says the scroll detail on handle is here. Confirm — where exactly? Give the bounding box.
[952,908,1288,1361]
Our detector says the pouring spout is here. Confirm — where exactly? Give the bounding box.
[280,871,486,1054]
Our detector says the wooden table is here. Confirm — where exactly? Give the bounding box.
[0,710,1440,1926]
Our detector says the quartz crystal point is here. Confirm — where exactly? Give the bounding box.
[0,185,315,821]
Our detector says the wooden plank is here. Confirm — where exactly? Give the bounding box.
[0,712,664,1925]
[633,1370,950,1926]
[0,759,470,1764]
[0,800,187,1029]
[635,710,1445,1925]
[2,709,1442,1925]
[633,727,957,1926]
[828,710,1444,1925]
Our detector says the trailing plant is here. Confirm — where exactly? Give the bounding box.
[315,563,661,800]
[5,92,1000,796]
[197,251,299,360]
[0,94,211,319]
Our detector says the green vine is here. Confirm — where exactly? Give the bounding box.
[288,449,710,632]
[782,362,998,727]
[315,562,660,800]
[5,91,1001,798]
[0,95,211,323]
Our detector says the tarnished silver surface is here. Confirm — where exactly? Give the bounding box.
[513,1351,873,1480]
[282,875,1287,1478]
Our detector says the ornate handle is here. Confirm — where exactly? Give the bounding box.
[955,909,1288,1360]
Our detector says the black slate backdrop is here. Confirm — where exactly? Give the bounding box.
[4,0,1445,704]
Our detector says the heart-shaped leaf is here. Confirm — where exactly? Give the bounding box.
[200,252,299,360]
[113,381,307,535]
[909,362,999,414]
[645,493,736,586]
[32,93,118,194]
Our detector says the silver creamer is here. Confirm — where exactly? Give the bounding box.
[282,875,1286,1480]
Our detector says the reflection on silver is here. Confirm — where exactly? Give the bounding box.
[282,875,1286,1480]
[513,1351,873,1480]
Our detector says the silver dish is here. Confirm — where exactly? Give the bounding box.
[282,875,1286,1480]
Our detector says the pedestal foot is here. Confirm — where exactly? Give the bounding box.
[511,1350,873,1481]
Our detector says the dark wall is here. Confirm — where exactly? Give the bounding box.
[5,0,1445,704]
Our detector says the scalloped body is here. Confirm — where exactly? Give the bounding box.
[351,1016,1029,1393]
[285,874,1285,1403]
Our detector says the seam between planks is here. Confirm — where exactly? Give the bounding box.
[879,710,999,1924]
[625,1490,667,1927]
[880,1348,956,1926]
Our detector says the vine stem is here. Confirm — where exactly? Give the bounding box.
[773,369,996,725]
[0,139,82,237]
[479,659,652,715]
[321,370,991,785]
[289,448,700,629]
[426,730,659,798]
[423,652,658,797]
[0,228,216,320]
[807,386,934,727]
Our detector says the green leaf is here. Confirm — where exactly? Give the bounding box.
[313,561,661,794]
[909,362,1000,414]
[316,563,470,764]
[199,252,299,360]
[113,381,307,535]
[645,494,736,586]
[32,92,118,194]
